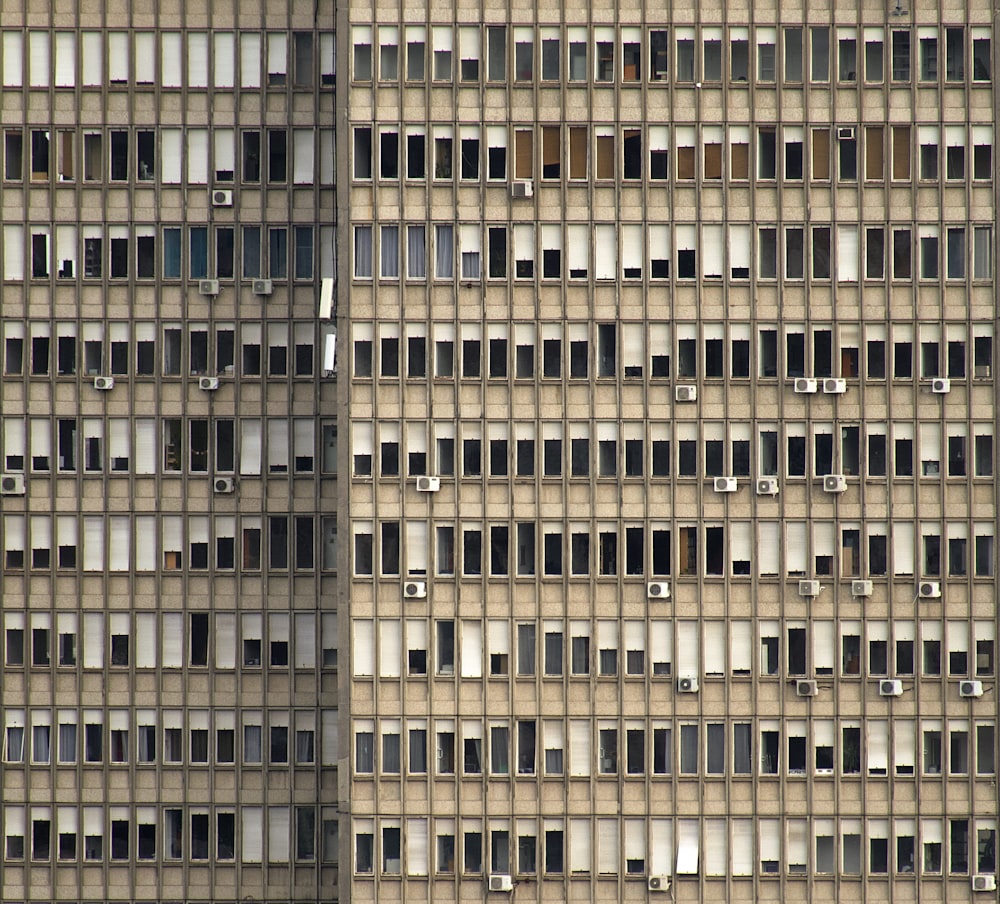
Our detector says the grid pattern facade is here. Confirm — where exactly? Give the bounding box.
[342,1,999,901]
[0,3,337,903]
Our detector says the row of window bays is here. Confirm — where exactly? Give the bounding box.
[0,804,328,865]
[351,221,995,284]
[0,609,337,673]
[350,22,993,88]
[352,715,998,783]
[1,320,329,381]
[350,617,996,685]
[352,419,995,483]
[1,222,329,282]
[0,512,335,573]
[350,320,996,383]
[351,814,996,880]
[2,706,329,771]
[0,30,335,92]
[352,518,996,581]
[0,416,335,477]
[2,127,334,187]
[352,122,994,188]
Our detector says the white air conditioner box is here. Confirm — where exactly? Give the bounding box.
[0,474,25,495]
[823,378,847,394]
[677,676,699,693]
[675,385,697,402]
[798,580,821,597]
[213,477,235,494]
[403,581,427,599]
[713,477,737,493]
[252,279,273,296]
[823,474,847,493]
[212,189,233,206]
[757,477,779,496]
[198,377,220,391]
[647,582,671,600]
[960,680,984,698]
[796,679,818,697]
[919,581,942,599]
[93,376,114,390]
[851,579,873,597]
[416,476,440,492]
[793,377,818,394]
[199,279,221,296]
[931,378,951,394]
[879,679,903,697]
[510,181,533,199]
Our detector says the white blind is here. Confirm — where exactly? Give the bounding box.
[676,819,699,874]
[135,420,155,473]
[705,817,727,875]
[460,621,482,678]
[379,619,401,678]
[294,130,314,184]
[109,517,130,571]
[814,621,835,673]
[407,818,428,875]
[136,613,156,668]
[187,129,209,183]
[108,32,128,83]
[731,819,753,875]
[216,613,236,669]
[241,420,262,474]
[487,620,508,654]
[321,710,338,766]
[162,612,183,667]
[54,32,74,86]
[730,621,751,673]
[214,33,235,86]
[702,224,724,278]
[28,32,50,87]
[267,419,289,471]
[294,614,315,668]
[650,818,673,874]
[353,620,375,676]
[268,807,290,862]
[81,32,101,85]
[2,33,23,87]
[893,522,914,575]
[161,129,182,183]
[624,819,645,860]
[838,225,859,281]
[405,521,427,575]
[135,33,155,84]
[187,33,209,86]
[895,721,915,772]
[867,720,888,773]
[787,819,808,867]
[594,225,616,279]
[83,613,103,667]
[83,517,103,570]
[240,33,261,87]
[597,819,618,874]
[758,522,780,575]
[242,808,263,861]
[758,818,780,864]
[569,720,590,776]
[676,621,698,675]
[730,521,751,565]
[135,516,156,571]
[570,818,591,873]
[703,622,725,675]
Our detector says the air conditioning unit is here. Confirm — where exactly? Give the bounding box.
[213,477,235,494]
[648,876,671,892]
[198,279,221,296]
[93,376,114,391]
[510,181,533,199]
[212,189,233,206]
[713,476,737,493]
[960,680,984,698]
[757,477,779,496]
[972,874,997,892]
[851,579,873,597]
[677,676,699,693]
[252,279,273,296]
[198,376,220,391]
[798,580,821,597]
[837,126,856,140]
[793,377,818,394]
[675,385,697,402]
[931,377,951,394]
[488,874,514,892]
[795,679,819,697]
[0,474,25,495]
[823,378,847,394]
[403,581,427,599]
[919,581,942,599]
[823,474,847,493]
[879,679,903,697]
[647,582,671,600]
[416,476,440,492]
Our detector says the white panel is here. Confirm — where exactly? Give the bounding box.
[893,522,914,575]
[3,33,23,87]
[407,818,428,875]
[353,620,375,676]
[81,32,102,85]
[758,522,780,575]
[216,613,236,669]
[294,130,314,183]
[108,33,128,83]
[379,619,401,678]
[460,621,482,678]
[705,818,727,875]
[162,612,183,668]
[188,33,209,87]
[136,612,157,668]
[187,129,209,184]
[214,33,235,86]
[161,129,182,184]
[29,32,50,87]
[83,612,104,668]
[54,33,75,86]
[135,33,155,84]
[242,808,263,861]
[838,225,859,282]
[240,33,262,88]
